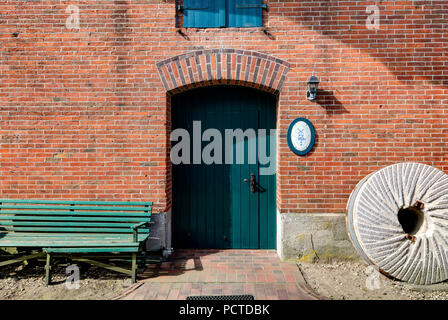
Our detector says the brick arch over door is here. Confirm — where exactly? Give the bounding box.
[156,49,290,94]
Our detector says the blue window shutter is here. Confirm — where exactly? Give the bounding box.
[227,0,263,27]
[183,0,225,28]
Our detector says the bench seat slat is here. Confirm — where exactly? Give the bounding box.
[0,210,151,217]
[0,241,139,247]
[0,237,148,242]
[0,233,149,243]
[44,247,140,253]
[0,199,153,206]
[0,205,152,211]
[0,221,149,228]
[0,227,149,233]
[0,232,148,238]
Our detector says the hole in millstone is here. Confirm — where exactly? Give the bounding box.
[397,205,425,235]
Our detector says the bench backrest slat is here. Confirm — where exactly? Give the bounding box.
[0,216,151,222]
[0,210,151,217]
[0,205,151,211]
[0,199,153,206]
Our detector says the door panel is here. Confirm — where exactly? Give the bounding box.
[172,86,276,249]
[228,109,259,249]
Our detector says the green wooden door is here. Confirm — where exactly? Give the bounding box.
[172,86,276,249]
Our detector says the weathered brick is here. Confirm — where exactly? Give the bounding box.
[0,0,447,216]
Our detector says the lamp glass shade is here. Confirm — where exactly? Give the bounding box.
[307,75,319,93]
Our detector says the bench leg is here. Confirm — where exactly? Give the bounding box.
[131,253,137,284]
[45,253,52,285]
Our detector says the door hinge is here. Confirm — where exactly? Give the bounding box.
[236,3,268,11]
[177,5,209,12]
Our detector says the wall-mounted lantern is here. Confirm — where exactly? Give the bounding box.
[306,75,319,101]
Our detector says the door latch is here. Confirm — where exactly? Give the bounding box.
[243,173,256,193]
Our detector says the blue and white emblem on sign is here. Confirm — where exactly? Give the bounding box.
[287,118,315,156]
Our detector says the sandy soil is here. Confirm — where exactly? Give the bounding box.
[299,260,448,300]
[0,262,132,300]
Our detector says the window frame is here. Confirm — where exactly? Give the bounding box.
[178,0,267,29]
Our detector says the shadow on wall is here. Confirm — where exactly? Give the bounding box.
[281,0,448,89]
[315,89,349,116]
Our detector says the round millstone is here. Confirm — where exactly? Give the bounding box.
[346,162,448,285]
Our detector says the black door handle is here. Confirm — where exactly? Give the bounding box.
[243,173,256,193]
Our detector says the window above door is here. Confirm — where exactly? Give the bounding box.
[178,0,266,28]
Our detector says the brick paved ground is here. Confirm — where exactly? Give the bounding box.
[121,250,323,300]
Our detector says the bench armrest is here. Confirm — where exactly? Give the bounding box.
[131,221,150,242]
[131,221,150,230]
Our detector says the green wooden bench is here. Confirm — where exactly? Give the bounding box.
[0,199,153,284]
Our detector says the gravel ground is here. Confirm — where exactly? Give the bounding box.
[299,260,448,300]
[0,261,132,300]
[5,255,448,300]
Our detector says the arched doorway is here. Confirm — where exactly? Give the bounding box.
[171,86,277,249]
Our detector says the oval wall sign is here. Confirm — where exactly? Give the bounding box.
[287,118,315,156]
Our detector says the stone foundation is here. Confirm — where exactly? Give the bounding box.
[278,212,360,262]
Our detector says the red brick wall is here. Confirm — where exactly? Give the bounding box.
[0,0,447,214]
